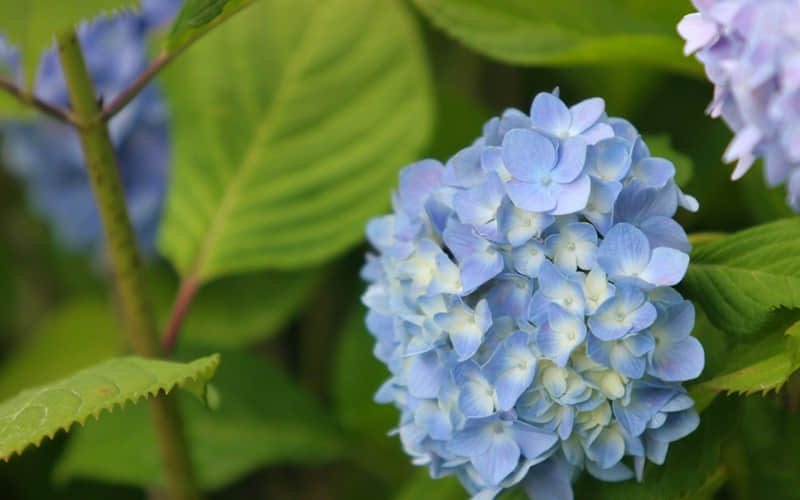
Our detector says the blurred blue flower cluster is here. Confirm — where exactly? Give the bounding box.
[362,91,704,499]
[0,0,181,254]
[678,0,800,211]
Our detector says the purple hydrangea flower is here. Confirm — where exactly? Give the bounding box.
[678,0,800,211]
[362,91,703,499]
[0,0,182,255]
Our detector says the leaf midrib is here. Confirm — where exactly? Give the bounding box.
[185,3,325,282]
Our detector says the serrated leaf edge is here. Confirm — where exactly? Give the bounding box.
[0,353,220,462]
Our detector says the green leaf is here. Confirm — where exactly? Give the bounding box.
[412,0,700,75]
[158,0,433,281]
[0,298,124,401]
[680,218,800,335]
[56,348,346,491]
[690,321,800,412]
[0,353,220,462]
[151,267,316,348]
[644,133,694,188]
[0,0,139,88]
[166,0,254,51]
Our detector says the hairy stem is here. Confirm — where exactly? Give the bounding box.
[0,75,76,124]
[56,28,200,500]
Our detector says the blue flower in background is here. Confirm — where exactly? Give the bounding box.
[0,0,182,255]
[678,0,800,211]
[362,91,703,500]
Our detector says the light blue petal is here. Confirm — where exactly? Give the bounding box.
[639,216,691,254]
[472,434,520,486]
[448,419,494,457]
[459,380,496,418]
[486,274,533,318]
[453,145,484,187]
[587,427,625,469]
[453,173,505,226]
[569,97,605,135]
[586,334,611,367]
[551,174,591,215]
[552,136,587,183]
[632,157,674,188]
[415,402,453,440]
[639,247,689,287]
[588,137,632,182]
[505,179,557,212]
[523,459,575,500]
[461,251,505,295]
[609,344,646,378]
[513,421,559,459]
[648,410,699,443]
[650,337,705,382]
[585,461,634,482]
[502,128,556,182]
[597,223,650,278]
[407,351,447,399]
[512,241,547,277]
[613,386,675,437]
[530,92,571,136]
[398,159,444,216]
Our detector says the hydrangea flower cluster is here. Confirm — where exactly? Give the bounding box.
[362,91,704,499]
[0,0,182,254]
[678,0,800,211]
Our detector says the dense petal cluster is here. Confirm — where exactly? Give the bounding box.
[362,91,704,499]
[0,0,182,254]
[678,0,800,210]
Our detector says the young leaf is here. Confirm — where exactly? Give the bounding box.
[55,348,346,491]
[680,218,800,335]
[158,0,433,282]
[0,353,220,462]
[0,0,139,86]
[690,321,800,412]
[166,0,254,51]
[412,0,700,75]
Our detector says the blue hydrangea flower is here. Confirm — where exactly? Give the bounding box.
[362,90,703,500]
[678,0,800,211]
[0,0,182,254]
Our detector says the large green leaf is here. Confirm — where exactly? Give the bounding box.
[690,321,800,412]
[0,353,220,461]
[0,0,139,89]
[680,219,800,335]
[56,348,346,491]
[412,0,700,75]
[151,267,316,348]
[0,299,124,401]
[158,0,433,281]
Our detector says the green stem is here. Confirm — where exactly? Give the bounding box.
[56,28,200,500]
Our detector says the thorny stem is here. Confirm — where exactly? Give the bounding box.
[56,28,201,500]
